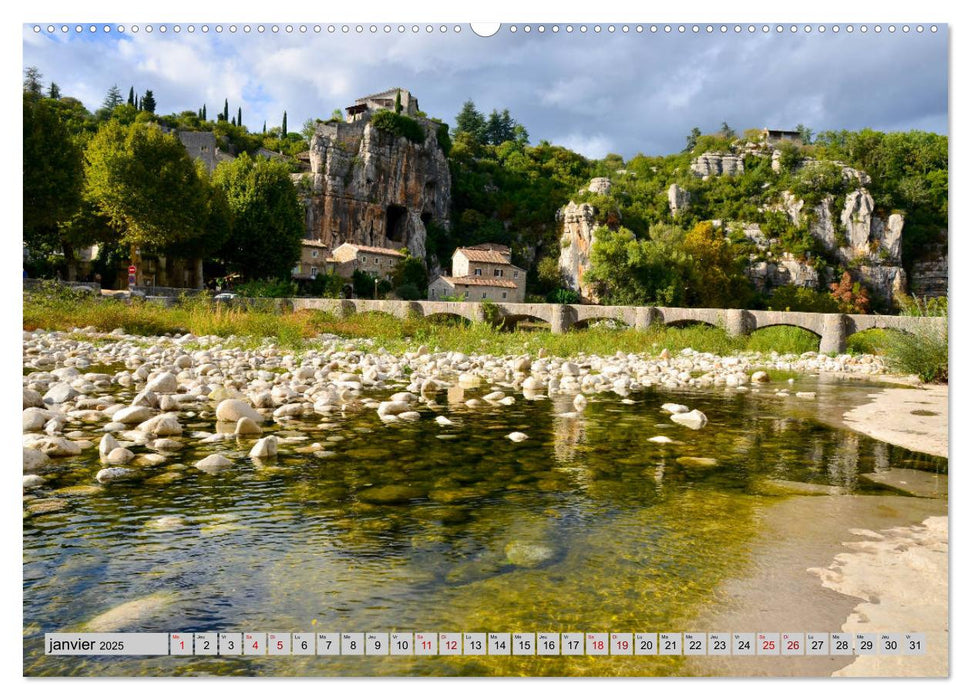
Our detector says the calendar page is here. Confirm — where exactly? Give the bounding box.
[20,7,950,681]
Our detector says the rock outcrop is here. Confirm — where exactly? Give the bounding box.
[302,115,451,259]
[587,177,612,195]
[910,239,948,298]
[667,183,690,217]
[691,152,744,178]
[557,201,599,302]
[770,187,907,304]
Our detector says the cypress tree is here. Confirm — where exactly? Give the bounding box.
[237,107,242,128]
[262,121,266,134]
[128,86,135,105]
[223,98,229,121]
[282,111,287,137]
[202,104,207,121]
[49,82,61,99]
[231,116,236,127]
[142,90,156,114]
[394,90,402,114]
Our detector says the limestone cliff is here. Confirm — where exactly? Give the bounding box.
[772,187,906,304]
[303,116,450,259]
[557,201,599,303]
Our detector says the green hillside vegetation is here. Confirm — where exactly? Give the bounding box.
[23,69,947,315]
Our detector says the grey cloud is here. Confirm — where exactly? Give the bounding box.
[23,25,947,159]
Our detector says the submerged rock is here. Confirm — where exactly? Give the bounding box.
[80,592,177,633]
[504,542,556,568]
[357,485,426,504]
[670,409,708,430]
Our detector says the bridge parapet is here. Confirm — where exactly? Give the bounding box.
[287,298,944,353]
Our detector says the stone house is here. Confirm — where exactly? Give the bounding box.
[345,88,419,121]
[428,275,521,302]
[331,242,406,279]
[761,128,803,146]
[292,240,336,280]
[428,244,527,302]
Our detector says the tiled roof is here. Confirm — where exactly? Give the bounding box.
[455,248,518,266]
[340,244,407,257]
[436,276,519,289]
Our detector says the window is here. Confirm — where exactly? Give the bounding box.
[474,268,482,276]
[311,250,319,258]
[502,292,507,299]
[513,271,519,279]
[482,292,487,299]
[311,267,318,277]
[494,269,503,277]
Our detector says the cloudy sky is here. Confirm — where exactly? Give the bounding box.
[22,23,948,159]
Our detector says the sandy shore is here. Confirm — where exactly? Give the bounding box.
[684,495,947,677]
[840,384,948,458]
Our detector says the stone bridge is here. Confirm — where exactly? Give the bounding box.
[291,298,945,353]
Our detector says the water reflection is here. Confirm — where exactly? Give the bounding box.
[23,378,946,676]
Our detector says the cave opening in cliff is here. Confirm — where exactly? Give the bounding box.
[386,204,408,243]
[421,212,432,228]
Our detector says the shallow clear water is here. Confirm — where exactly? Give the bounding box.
[23,378,946,676]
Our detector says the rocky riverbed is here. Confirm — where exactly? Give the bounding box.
[22,327,947,677]
[23,326,894,479]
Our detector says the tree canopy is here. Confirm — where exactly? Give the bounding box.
[212,153,304,280]
[84,121,208,255]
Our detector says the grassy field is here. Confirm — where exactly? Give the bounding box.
[26,284,948,382]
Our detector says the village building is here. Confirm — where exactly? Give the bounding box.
[331,242,406,279]
[344,88,419,121]
[428,244,527,303]
[292,240,336,280]
[761,128,803,146]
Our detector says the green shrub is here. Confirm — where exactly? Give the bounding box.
[846,328,888,355]
[883,324,948,383]
[371,110,425,144]
[480,298,502,326]
[546,288,580,304]
[745,326,820,354]
[234,278,298,298]
[766,285,840,313]
[395,283,422,300]
[895,293,948,317]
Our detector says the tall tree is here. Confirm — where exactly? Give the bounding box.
[231,117,236,127]
[394,90,402,114]
[202,104,207,121]
[684,126,701,152]
[281,111,288,137]
[237,106,242,128]
[262,121,266,134]
[223,98,229,121]
[48,82,60,100]
[23,93,85,257]
[719,121,736,140]
[128,86,135,106]
[23,66,43,96]
[212,153,303,280]
[102,84,124,111]
[795,123,814,144]
[454,100,486,142]
[141,90,156,114]
[84,121,208,259]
